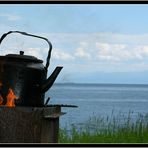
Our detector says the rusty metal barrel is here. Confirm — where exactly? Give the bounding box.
[0,106,65,143]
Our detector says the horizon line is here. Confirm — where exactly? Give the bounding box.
[55,82,148,85]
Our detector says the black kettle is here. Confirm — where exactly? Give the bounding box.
[0,31,63,107]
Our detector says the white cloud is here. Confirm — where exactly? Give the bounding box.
[138,45,148,56]
[52,49,75,61]
[96,42,130,61]
[79,41,88,47]
[95,42,148,62]
[2,31,148,72]
[25,47,42,59]
[96,43,110,51]
[44,32,148,46]
[74,47,91,59]
[0,13,21,21]
[44,32,148,63]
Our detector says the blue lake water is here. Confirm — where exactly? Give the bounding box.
[45,83,148,129]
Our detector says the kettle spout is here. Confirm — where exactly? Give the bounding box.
[41,66,63,93]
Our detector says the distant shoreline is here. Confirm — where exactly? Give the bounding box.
[54,83,148,87]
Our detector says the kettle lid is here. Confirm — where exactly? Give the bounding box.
[5,51,43,63]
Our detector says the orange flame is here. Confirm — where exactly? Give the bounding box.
[0,82,19,107]
[5,88,19,107]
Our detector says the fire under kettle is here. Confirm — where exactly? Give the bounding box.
[0,31,63,107]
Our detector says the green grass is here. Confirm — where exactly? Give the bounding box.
[59,111,148,143]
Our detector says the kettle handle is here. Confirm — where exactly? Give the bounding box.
[0,31,52,72]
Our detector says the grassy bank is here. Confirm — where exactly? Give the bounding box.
[59,111,148,143]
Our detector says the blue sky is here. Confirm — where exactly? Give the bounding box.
[1,4,148,84]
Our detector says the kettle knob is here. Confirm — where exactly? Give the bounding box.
[20,51,24,55]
